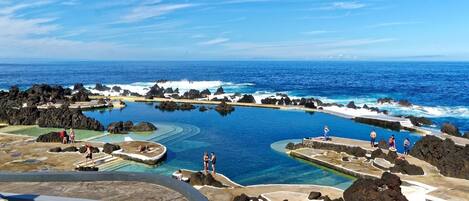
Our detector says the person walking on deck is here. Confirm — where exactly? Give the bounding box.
[323,125,330,141]
[370,130,377,147]
[203,152,209,175]
[69,128,75,144]
[404,138,411,155]
[85,144,93,166]
[210,152,217,175]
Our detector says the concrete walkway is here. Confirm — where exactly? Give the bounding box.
[0,192,95,201]
[290,137,469,201]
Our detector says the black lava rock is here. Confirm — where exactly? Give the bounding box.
[214,87,224,95]
[354,117,401,131]
[37,132,62,143]
[237,94,256,103]
[410,135,469,179]
[390,158,424,175]
[346,101,357,109]
[103,143,121,154]
[131,122,157,132]
[107,121,134,134]
[343,172,408,201]
[308,191,322,200]
[94,83,110,91]
[49,147,62,152]
[440,123,461,136]
[215,100,235,116]
[62,146,78,152]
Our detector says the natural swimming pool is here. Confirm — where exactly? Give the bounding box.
[84,102,421,189]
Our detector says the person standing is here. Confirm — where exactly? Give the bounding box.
[210,152,217,175]
[63,128,68,144]
[404,138,411,155]
[323,125,330,141]
[69,128,75,144]
[370,130,377,147]
[389,135,396,149]
[85,144,93,166]
[203,152,209,175]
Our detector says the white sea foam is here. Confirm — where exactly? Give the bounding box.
[317,96,469,119]
[80,80,255,97]
[71,80,469,120]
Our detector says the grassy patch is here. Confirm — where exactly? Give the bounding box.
[0,125,104,140]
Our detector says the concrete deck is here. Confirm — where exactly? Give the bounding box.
[289,137,469,201]
[0,172,207,201]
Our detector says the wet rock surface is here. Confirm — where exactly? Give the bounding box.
[343,172,408,201]
[189,172,226,188]
[410,135,469,179]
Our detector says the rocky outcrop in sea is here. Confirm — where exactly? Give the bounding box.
[155,101,196,111]
[215,100,235,116]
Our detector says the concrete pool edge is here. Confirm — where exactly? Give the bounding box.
[0,171,208,201]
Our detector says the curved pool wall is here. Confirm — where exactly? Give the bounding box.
[84,102,421,188]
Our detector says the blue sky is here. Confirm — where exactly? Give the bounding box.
[1,0,468,61]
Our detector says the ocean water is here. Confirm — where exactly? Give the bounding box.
[85,102,421,187]
[1,61,468,131]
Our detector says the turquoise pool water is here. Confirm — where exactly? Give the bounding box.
[85,102,421,188]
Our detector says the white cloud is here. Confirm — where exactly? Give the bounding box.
[198,37,230,45]
[61,0,80,6]
[221,0,272,4]
[368,21,422,28]
[120,3,195,23]
[0,1,52,15]
[322,2,366,10]
[0,16,58,37]
[301,30,331,35]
